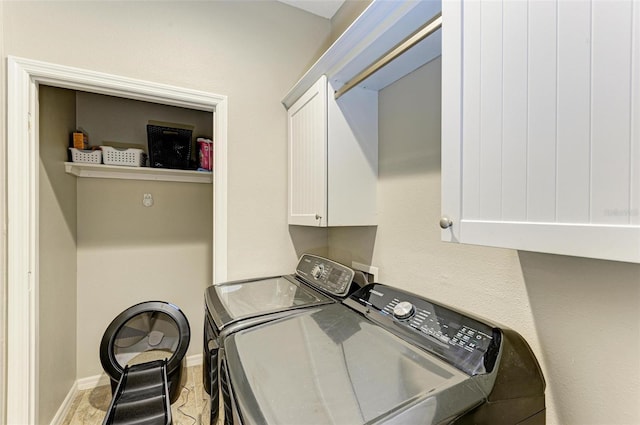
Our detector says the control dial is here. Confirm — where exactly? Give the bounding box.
[393,301,415,320]
[311,264,325,279]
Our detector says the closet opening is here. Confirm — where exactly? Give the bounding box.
[6,56,228,424]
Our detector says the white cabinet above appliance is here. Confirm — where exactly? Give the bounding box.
[284,0,442,227]
[441,0,640,263]
[288,75,377,227]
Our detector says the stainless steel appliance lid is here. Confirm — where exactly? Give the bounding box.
[205,276,332,330]
[224,304,486,425]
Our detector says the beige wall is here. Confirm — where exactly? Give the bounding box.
[2,1,332,422]
[328,57,640,425]
[38,86,78,424]
[0,0,6,422]
[76,91,213,151]
[2,0,332,281]
[330,0,371,43]
[76,178,212,378]
[16,3,637,425]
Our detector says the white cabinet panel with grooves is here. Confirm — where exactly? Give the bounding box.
[441,0,640,263]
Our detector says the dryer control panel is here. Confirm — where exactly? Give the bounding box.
[295,254,355,298]
[346,283,501,376]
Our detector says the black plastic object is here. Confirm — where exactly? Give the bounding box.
[147,124,192,169]
[103,359,172,425]
[100,301,190,403]
[203,314,220,425]
[347,283,500,376]
[453,328,546,425]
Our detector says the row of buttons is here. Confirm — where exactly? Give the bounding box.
[312,263,355,296]
[382,298,399,315]
[384,300,461,347]
[382,299,489,354]
[450,327,489,352]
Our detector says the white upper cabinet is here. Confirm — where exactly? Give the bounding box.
[288,75,378,227]
[288,76,328,226]
[442,0,640,263]
[285,0,442,227]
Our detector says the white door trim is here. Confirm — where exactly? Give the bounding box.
[5,56,228,424]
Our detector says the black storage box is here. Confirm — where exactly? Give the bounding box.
[147,124,193,169]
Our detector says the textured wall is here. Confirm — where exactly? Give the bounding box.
[329,0,371,44]
[76,177,212,378]
[0,1,6,422]
[38,86,78,425]
[2,1,332,423]
[328,57,640,425]
[76,92,213,151]
[2,0,332,283]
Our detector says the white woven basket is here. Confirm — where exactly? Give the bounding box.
[69,148,102,164]
[101,146,147,167]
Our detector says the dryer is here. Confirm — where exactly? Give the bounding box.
[203,254,359,424]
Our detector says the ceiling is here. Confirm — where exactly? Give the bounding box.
[277,0,346,19]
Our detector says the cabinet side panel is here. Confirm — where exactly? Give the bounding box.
[632,0,640,226]
[461,0,481,220]
[327,84,377,226]
[591,0,633,224]
[556,1,591,224]
[526,0,557,222]
[501,0,528,222]
[478,0,503,221]
[441,0,463,241]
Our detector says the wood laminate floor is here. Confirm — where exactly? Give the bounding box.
[61,364,222,425]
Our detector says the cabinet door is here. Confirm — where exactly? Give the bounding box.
[442,0,640,263]
[288,75,328,226]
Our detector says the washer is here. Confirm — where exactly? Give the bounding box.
[219,283,546,424]
[203,254,359,424]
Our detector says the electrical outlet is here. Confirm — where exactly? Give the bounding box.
[143,193,154,207]
[351,261,379,282]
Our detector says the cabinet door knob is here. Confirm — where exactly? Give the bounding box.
[439,216,453,229]
[315,214,322,220]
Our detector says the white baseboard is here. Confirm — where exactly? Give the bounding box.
[186,353,203,367]
[49,381,78,425]
[77,373,111,391]
[76,354,203,391]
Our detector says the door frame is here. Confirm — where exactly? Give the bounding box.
[5,56,228,423]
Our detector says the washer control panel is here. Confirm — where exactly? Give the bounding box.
[348,283,500,376]
[392,301,415,320]
[295,254,355,298]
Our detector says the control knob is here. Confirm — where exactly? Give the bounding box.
[393,301,415,320]
[311,264,325,279]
